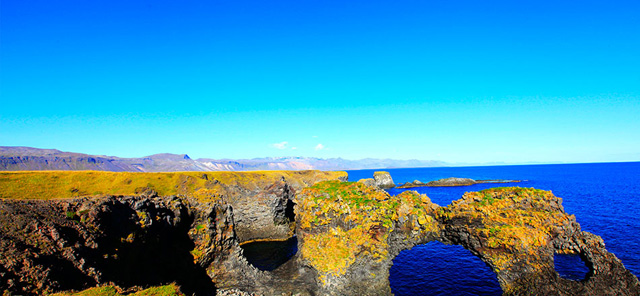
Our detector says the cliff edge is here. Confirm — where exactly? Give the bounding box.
[0,172,637,295]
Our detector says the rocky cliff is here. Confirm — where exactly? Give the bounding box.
[0,170,346,295]
[1,171,638,295]
[295,183,639,295]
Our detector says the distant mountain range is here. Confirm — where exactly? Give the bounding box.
[0,146,448,172]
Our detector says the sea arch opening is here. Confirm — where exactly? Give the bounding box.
[553,251,591,281]
[389,241,502,296]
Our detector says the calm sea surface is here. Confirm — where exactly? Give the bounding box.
[347,162,640,295]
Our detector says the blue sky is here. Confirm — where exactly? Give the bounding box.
[1,0,639,163]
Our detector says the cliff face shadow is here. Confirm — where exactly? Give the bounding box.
[389,241,502,296]
[93,199,216,295]
[284,199,296,223]
[240,236,298,271]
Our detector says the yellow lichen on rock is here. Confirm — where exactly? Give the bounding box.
[297,181,440,281]
[50,284,184,296]
[439,187,575,280]
[0,170,347,200]
[458,188,569,251]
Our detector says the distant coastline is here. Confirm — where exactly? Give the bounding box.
[1,146,638,172]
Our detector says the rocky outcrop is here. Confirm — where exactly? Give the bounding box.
[230,178,296,242]
[427,177,477,186]
[1,172,638,296]
[396,177,522,188]
[373,171,395,189]
[436,188,639,295]
[356,178,376,187]
[295,183,639,296]
[397,179,427,188]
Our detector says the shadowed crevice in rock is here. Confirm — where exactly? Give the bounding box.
[91,197,216,295]
[284,199,296,223]
[240,236,298,271]
[0,197,218,295]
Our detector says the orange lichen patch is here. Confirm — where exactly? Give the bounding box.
[190,248,204,264]
[0,170,347,200]
[298,182,439,280]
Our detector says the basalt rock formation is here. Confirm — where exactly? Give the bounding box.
[0,172,638,295]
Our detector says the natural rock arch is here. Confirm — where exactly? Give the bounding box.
[294,182,640,295]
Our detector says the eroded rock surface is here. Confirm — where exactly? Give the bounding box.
[295,183,639,296]
[0,195,222,295]
[0,171,346,295]
[0,172,638,296]
[373,171,395,189]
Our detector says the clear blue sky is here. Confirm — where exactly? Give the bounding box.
[1,0,639,163]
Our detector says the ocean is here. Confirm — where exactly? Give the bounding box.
[347,162,640,295]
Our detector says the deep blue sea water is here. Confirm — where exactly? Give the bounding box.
[347,162,640,295]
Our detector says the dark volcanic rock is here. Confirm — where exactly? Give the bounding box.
[230,179,297,242]
[427,177,477,186]
[0,195,220,295]
[422,177,522,187]
[398,177,522,188]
